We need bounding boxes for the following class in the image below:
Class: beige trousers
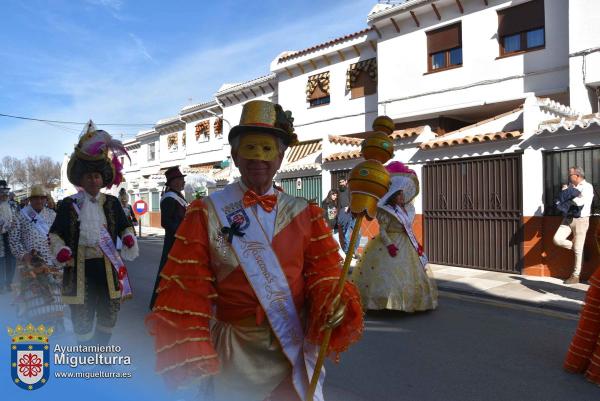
[553,217,590,276]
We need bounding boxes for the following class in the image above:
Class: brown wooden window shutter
[351,70,377,98]
[427,23,461,55]
[498,0,544,37]
[347,58,377,98]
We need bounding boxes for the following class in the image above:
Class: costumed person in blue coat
[149,166,188,310]
[351,161,437,312]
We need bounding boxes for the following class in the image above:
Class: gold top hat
[229,100,298,146]
[372,115,395,135]
[28,185,47,198]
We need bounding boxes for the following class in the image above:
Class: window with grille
[498,0,545,57]
[426,23,462,72]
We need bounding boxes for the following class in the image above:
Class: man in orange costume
[146,100,363,401]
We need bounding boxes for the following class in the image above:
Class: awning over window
[186,162,219,174]
[306,72,330,100]
[195,120,210,140]
[285,139,322,164]
[167,133,178,149]
[213,118,223,136]
[346,58,377,91]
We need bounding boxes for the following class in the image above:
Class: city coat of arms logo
[226,207,250,231]
[8,323,53,390]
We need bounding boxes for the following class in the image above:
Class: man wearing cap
[148,166,188,310]
[0,179,17,293]
[49,121,138,346]
[9,185,64,328]
[146,100,363,401]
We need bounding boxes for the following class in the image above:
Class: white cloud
[0,0,373,161]
[128,33,155,63]
[84,0,123,11]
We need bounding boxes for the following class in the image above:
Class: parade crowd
[0,100,598,400]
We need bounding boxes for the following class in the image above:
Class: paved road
[2,237,598,401]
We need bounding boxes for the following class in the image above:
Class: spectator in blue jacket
[553,166,595,284]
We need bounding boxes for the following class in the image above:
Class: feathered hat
[28,185,47,198]
[378,161,420,206]
[67,120,129,188]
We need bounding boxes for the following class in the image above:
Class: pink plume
[110,155,124,188]
[84,141,107,156]
[386,161,415,175]
[107,139,130,162]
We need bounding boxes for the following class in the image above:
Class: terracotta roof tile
[328,135,363,146]
[420,131,522,149]
[389,126,424,139]
[278,28,373,63]
[328,126,424,146]
[435,107,523,138]
[323,150,362,163]
[537,113,600,134]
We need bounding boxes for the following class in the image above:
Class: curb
[438,287,582,318]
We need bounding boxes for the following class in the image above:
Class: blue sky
[0,0,377,162]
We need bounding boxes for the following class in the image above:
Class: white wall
[183,116,228,161]
[159,130,186,166]
[569,0,600,113]
[138,136,160,176]
[276,47,378,142]
[58,154,77,198]
[377,0,569,120]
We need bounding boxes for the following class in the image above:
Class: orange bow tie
[243,190,277,212]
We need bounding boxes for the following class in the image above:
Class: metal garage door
[280,175,322,204]
[423,154,523,273]
[543,146,600,216]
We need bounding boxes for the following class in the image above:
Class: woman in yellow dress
[351,161,438,312]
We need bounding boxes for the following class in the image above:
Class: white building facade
[69,0,598,278]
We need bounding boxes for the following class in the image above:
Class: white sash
[72,199,133,300]
[209,184,324,401]
[382,204,429,269]
[160,191,188,208]
[21,206,50,237]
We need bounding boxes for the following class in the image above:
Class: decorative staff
[306,116,395,401]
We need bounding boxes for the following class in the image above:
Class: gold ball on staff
[372,115,395,135]
[361,131,394,164]
[348,160,391,220]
